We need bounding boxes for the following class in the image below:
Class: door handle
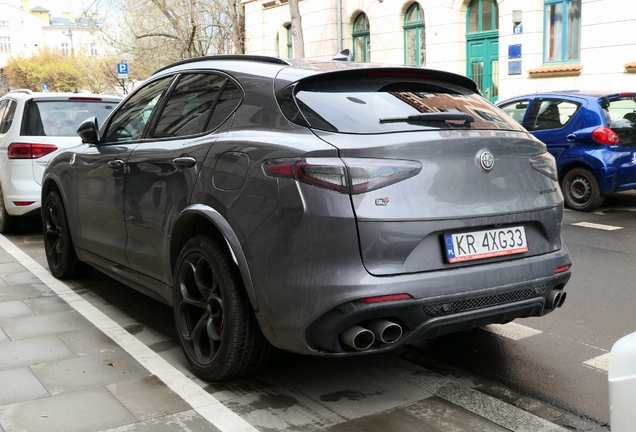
[172,157,196,168]
[108,159,125,169]
[566,134,576,142]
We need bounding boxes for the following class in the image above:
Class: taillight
[8,143,58,159]
[262,158,422,194]
[555,265,571,274]
[591,126,619,145]
[529,152,558,181]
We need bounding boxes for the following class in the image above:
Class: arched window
[352,13,370,62]
[404,3,425,66]
[544,0,581,62]
[468,0,499,34]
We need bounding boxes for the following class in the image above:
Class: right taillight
[8,143,58,159]
[591,126,619,145]
[262,157,422,194]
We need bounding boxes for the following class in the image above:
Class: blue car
[497,91,636,211]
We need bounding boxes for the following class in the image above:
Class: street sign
[117,62,129,79]
[41,83,50,92]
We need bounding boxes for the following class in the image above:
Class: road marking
[571,222,623,231]
[482,322,542,340]
[0,235,258,432]
[583,353,610,373]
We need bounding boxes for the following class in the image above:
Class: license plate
[444,226,528,263]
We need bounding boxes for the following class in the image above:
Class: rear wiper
[379,112,475,125]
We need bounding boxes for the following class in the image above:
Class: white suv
[0,90,121,232]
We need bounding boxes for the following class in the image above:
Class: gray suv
[41,55,572,381]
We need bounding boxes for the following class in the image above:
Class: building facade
[243,0,636,102]
[0,1,104,70]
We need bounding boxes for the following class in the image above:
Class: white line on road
[571,222,623,231]
[482,322,543,340]
[583,353,610,373]
[0,235,258,432]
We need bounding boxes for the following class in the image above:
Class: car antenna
[333,49,353,62]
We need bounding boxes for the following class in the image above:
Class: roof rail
[7,89,33,95]
[153,55,291,75]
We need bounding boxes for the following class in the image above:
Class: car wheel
[173,234,275,381]
[562,168,605,211]
[43,191,91,278]
[0,186,17,234]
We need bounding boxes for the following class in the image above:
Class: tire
[173,234,276,381]
[561,168,605,212]
[43,191,91,278]
[0,185,17,234]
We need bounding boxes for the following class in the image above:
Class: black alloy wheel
[0,186,16,234]
[562,167,605,212]
[173,234,275,381]
[43,191,91,278]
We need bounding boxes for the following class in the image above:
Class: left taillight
[262,157,422,194]
[8,143,58,159]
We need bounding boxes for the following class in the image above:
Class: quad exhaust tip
[339,320,403,350]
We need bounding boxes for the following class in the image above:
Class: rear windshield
[21,99,117,137]
[278,77,523,134]
[605,95,636,146]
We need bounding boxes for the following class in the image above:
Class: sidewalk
[0,230,577,432]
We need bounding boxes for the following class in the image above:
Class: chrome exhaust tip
[339,325,375,350]
[546,289,565,309]
[367,319,403,343]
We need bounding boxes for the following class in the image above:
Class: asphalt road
[405,191,636,428]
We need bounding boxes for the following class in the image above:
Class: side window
[527,98,581,131]
[103,76,174,143]
[151,73,229,138]
[206,80,242,132]
[499,99,531,125]
[2,100,17,135]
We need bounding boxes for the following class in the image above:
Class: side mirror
[76,117,100,145]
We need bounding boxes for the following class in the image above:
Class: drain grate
[424,282,549,317]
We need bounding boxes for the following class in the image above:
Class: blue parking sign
[117,62,129,78]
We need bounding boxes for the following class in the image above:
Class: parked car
[497,91,636,211]
[0,90,122,232]
[41,55,572,381]
[609,330,636,432]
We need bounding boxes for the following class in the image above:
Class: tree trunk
[288,0,305,58]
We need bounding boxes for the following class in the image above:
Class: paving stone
[293,358,432,420]
[0,335,76,371]
[57,327,120,356]
[0,367,49,405]
[100,410,219,432]
[0,263,28,274]
[24,296,72,315]
[0,300,34,320]
[0,328,7,343]
[106,375,191,421]
[223,385,344,431]
[0,310,93,340]
[0,270,40,286]
[0,386,136,432]
[0,283,51,302]
[31,350,150,395]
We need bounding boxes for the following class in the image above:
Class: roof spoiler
[333,49,353,62]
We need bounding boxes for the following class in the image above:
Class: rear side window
[151,73,235,138]
[21,99,117,137]
[499,99,531,125]
[278,75,522,133]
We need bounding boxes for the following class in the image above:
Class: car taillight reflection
[262,157,422,194]
[591,127,619,145]
[8,143,58,159]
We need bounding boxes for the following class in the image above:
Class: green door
[466,0,499,102]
